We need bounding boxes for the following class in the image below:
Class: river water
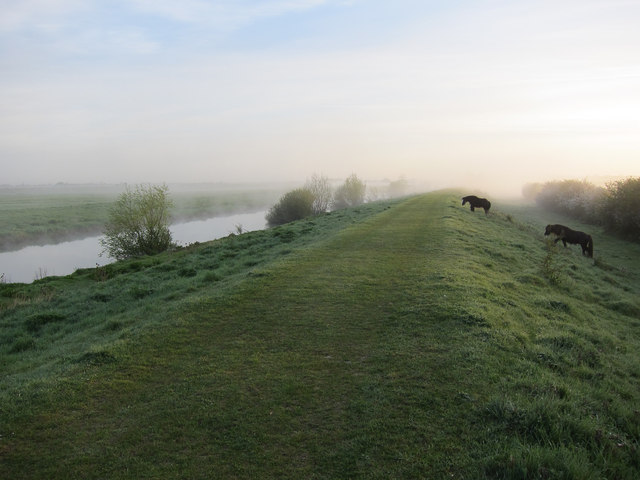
[0,211,268,284]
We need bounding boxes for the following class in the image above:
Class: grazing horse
[462,195,491,215]
[544,224,593,258]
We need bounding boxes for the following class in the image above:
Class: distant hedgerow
[528,176,640,241]
[601,177,640,240]
[532,179,605,224]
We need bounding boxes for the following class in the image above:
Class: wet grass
[1,192,639,478]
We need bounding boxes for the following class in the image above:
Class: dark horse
[462,195,491,215]
[544,224,593,258]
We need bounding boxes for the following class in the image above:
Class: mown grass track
[173,193,492,478]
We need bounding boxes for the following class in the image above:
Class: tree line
[523,177,640,241]
[266,173,373,226]
[99,175,408,260]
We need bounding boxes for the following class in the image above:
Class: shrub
[100,184,174,260]
[332,174,366,210]
[602,177,640,240]
[266,188,315,226]
[534,180,605,224]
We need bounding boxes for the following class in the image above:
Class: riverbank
[0,183,287,252]
[0,211,268,284]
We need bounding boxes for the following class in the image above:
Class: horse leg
[581,242,588,256]
[562,239,567,247]
[470,206,475,212]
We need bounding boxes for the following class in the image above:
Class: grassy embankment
[1,191,639,478]
[0,184,283,252]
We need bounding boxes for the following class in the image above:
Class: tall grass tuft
[541,241,562,285]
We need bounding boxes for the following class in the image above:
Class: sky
[1,0,640,196]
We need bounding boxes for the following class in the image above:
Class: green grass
[1,191,639,478]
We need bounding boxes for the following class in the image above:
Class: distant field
[0,183,286,251]
[1,191,639,478]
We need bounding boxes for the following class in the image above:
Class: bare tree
[305,173,332,215]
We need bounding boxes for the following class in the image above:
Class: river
[0,211,268,284]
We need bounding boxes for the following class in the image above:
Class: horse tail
[587,235,593,257]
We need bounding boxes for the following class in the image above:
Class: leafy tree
[305,173,332,215]
[100,184,174,260]
[332,174,366,210]
[266,188,315,226]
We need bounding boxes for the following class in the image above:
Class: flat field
[1,191,639,478]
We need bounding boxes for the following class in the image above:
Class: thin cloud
[129,0,346,30]
[1,0,354,58]
[0,0,88,32]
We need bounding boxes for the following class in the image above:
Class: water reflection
[0,211,267,284]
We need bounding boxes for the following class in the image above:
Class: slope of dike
[1,191,639,479]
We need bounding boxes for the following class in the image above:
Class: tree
[100,184,174,260]
[266,188,315,226]
[332,174,366,210]
[305,173,332,215]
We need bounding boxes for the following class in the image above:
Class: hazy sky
[2,0,639,195]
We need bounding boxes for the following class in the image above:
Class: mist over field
[1,1,640,197]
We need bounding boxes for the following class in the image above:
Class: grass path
[176,193,490,477]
